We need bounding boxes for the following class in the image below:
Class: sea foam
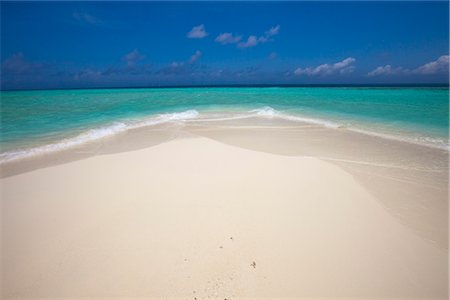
[249,106,342,128]
[1,106,447,163]
[0,110,200,163]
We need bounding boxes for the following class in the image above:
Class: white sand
[1,137,448,299]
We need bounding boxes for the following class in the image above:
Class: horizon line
[1,83,449,92]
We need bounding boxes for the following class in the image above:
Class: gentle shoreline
[2,87,449,159]
[1,121,448,299]
[1,110,449,173]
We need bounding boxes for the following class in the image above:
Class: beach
[1,0,449,297]
[1,116,448,299]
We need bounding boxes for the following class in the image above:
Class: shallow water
[1,87,448,161]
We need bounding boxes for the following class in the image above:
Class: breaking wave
[1,106,447,163]
[0,110,199,163]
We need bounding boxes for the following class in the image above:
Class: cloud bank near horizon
[368,55,449,77]
[294,58,356,76]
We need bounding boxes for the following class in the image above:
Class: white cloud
[368,55,449,76]
[237,36,259,48]
[294,57,356,76]
[215,27,280,48]
[215,33,242,45]
[189,50,202,64]
[164,50,202,72]
[265,25,280,37]
[413,55,449,74]
[123,49,146,66]
[187,24,208,39]
[367,65,409,76]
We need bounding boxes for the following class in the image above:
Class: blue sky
[1,1,448,89]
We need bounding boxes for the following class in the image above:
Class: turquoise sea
[1,87,448,162]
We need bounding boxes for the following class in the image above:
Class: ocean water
[0,87,448,162]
